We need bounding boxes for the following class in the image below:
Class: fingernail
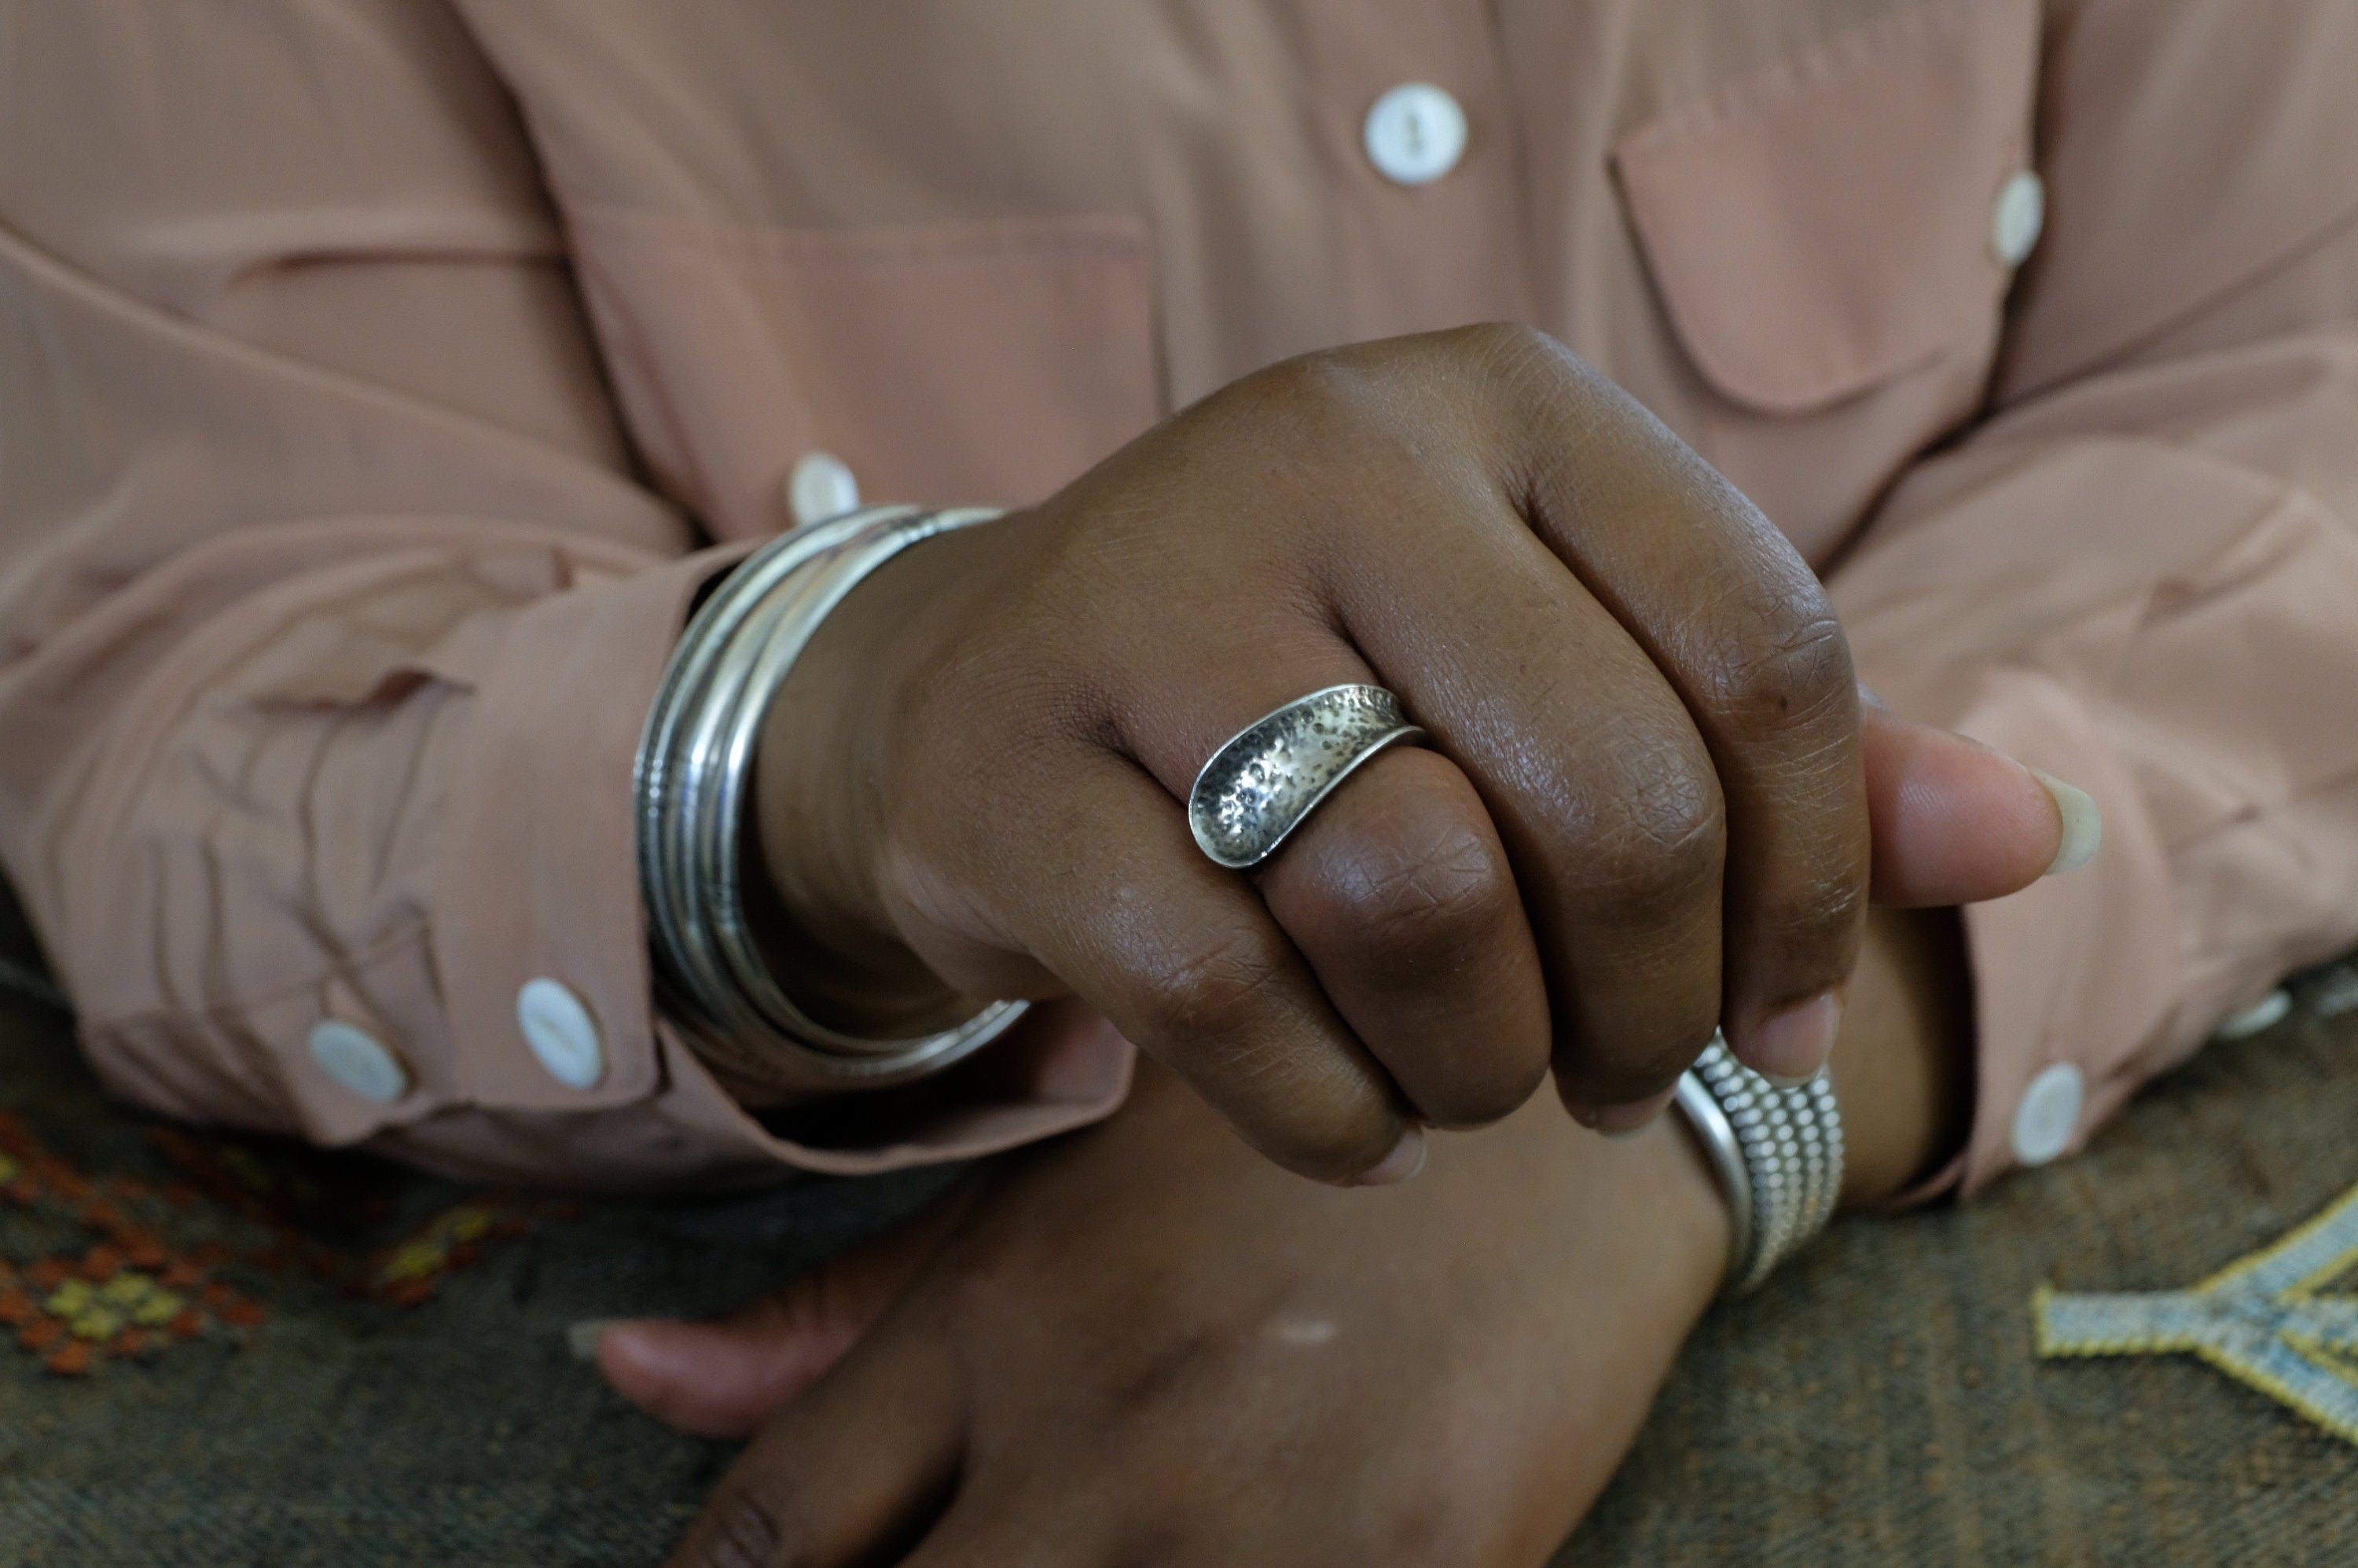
[566,1319,620,1363]
[2029,768,2103,876]
[1353,1125,1427,1186]
[1730,990,1842,1085]
[1590,1085,1677,1139]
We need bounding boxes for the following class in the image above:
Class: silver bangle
[1672,1035,1845,1295]
[637,504,1029,1089]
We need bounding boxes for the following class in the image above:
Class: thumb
[1861,697,2101,909]
[574,1186,971,1439]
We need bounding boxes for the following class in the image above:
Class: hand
[639,1052,1729,1566]
[592,913,1974,1562]
[758,326,2082,1182]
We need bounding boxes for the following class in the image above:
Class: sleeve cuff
[427,542,743,1117]
[418,542,1133,1188]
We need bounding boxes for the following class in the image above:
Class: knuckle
[1127,920,1292,1050]
[1448,320,1570,377]
[1695,597,1857,736]
[1320,814,1515,983]
[1578,745,1727,924]
[1203,350,1443,498]
[688,1482,800,1568]
[1229,348,1386,435]
[1464,327,1573,418]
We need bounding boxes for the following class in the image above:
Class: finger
[589,1189,971,1439]
[1306,489,1732,1110]
[1464,325,1868,1085]
[667,1325,966,1568]
[1255,746,1552,1129]
[1860,702,2100,905]
[951,741,1413,1184]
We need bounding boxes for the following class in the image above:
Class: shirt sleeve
[1835,331,2358,1194]
[1828,0,2358,1193]
[0,0,1126,1190]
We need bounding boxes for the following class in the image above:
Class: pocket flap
[1614,0,2040,414]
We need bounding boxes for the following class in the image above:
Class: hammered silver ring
[1188,685,1429,869]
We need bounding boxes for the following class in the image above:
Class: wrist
[1827,907,1974,1207]
[1640,1101,1743,1303]
[749,518,1004,1036]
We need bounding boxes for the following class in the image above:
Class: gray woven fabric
[2,879,2352,1564]
[1568,978,2358,1566]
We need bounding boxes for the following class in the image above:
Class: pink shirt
[4,0,2356,1194]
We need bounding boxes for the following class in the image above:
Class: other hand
[597,910,1978,1561]
[644,1051,1729,1566]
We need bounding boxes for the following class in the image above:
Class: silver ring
[1188,684,1428,869]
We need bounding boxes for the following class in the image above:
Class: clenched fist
[752,326,2085,1184]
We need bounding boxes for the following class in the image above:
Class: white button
[1992,169,2045,266]
[307,1019,410,1104]
[2213,988,2292,1041]
[518,978,604,1090]
[786,450,861,527]
[1363,83,1467,187]
[2011,1063,2084,1167]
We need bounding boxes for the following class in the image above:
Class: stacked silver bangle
[1672,1036,1846,1295]
[636,504,1029,1090]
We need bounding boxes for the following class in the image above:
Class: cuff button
[785,451,861,528]
[2011,1062,2084,1167]
[2213,989,2292,1041]
[519,978,605,1090]
[1992,169,2046,267]
[307,1019,410,1105]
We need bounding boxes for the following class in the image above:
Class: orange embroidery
[0,1111,570,1378]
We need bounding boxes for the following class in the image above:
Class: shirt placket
[1294,0,1537,344]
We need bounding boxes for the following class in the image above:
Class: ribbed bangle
[636,505,1029,1090]
[1673,1035,1845,1295]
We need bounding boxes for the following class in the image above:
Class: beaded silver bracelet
[1672,1035,1845,1295]
[636,504,1029,1090]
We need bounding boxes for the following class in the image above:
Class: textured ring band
[1188,684,1429,869]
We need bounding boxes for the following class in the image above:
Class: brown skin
[624,907,1967,1566]
[639,327,2059,1561]
[756,325,2057,1182]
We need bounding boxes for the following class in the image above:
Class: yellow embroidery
[41,1270,189,1342]
[2033,1181,2358,1445]
[374,1203,497,1287]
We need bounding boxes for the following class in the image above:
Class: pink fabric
[5,0,2358,1193]
[567,207,1162,539]
[1613,0,2035,413]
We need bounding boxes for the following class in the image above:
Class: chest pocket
[1613,0,2041,417]
[567,206,1162,541]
